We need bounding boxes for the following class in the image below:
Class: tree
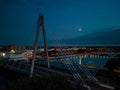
[77,49,84,54]
[105,55,120,70]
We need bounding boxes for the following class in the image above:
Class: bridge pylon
[29,14,50,77]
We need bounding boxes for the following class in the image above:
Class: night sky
[0,0,120,46]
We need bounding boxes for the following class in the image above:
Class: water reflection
[39,53,117,75]
[78,53,114,68]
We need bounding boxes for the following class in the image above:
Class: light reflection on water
[39,53,117,75]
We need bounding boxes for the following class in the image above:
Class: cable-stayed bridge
[0,14,115,90]
[0,49,115,90]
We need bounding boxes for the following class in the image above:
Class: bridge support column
[79,56,82,65]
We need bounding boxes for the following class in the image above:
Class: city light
[2,53,5,57]
[10,49,15,53]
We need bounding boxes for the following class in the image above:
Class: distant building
[0,45,26,52]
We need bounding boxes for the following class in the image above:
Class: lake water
[39,53,117,75]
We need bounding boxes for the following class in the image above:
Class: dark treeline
[96,54,120,89]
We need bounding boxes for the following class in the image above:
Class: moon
[78,28,82,32]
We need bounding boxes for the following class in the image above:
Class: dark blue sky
[0,0,120,45]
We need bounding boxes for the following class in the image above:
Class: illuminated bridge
[0,14,115,90]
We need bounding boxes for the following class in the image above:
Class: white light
[78,28,82,32]
[2,53,5,57]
